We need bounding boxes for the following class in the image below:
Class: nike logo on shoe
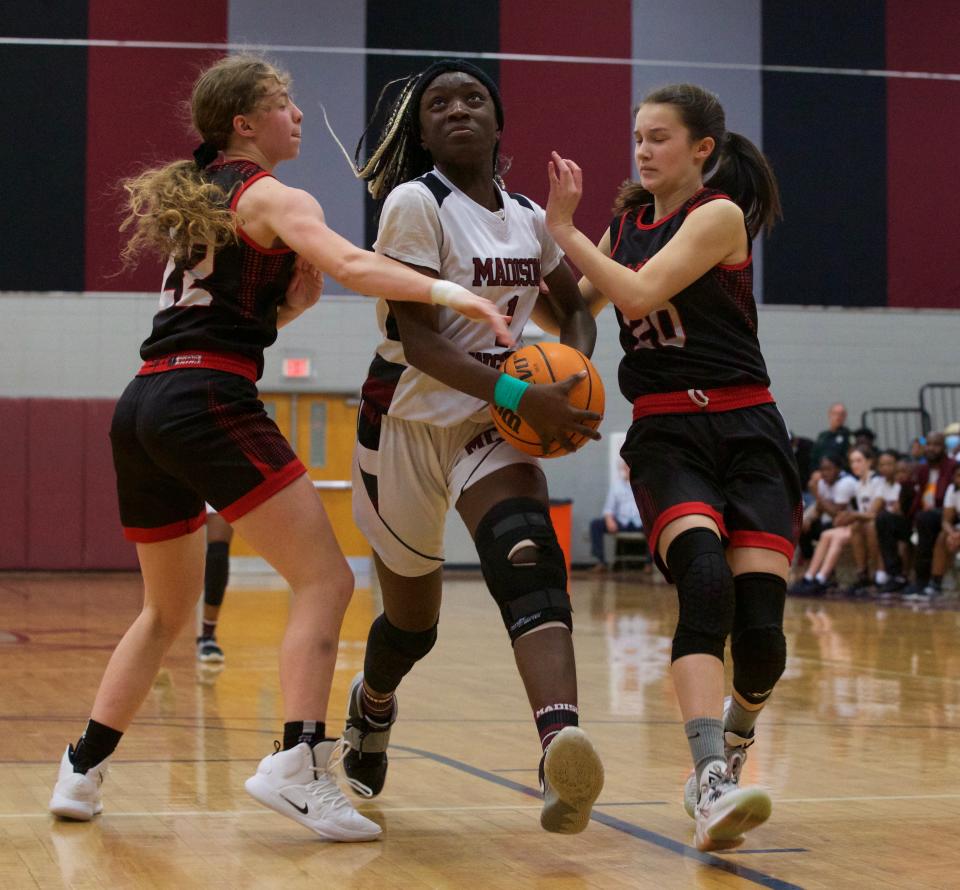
[280,794,309,814]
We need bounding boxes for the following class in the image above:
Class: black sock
[534,703,579,752]
[201,620,217,640]
[72,719,123,773]
[282,720,326,750]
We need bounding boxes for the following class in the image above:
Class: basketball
[490,343,605,458]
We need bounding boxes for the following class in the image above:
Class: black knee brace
[474,498,572,643]
[731,572,787,704]
[203,541,230,607]
[666,528,735,663]
[363,613,438,693]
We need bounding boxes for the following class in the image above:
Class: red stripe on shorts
[123,508,207,543]
[728,530,795,561]
[649,501,727,561]
[217,458,307,523]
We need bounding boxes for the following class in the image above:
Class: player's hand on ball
[520,372,603,454]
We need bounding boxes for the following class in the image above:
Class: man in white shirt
[590,460,644,571]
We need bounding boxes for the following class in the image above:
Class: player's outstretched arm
[537,261,597,358]
[545,152,741,320]
[244,178,512,342]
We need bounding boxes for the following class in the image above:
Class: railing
[919,383,960,436]
[860,407,931,455]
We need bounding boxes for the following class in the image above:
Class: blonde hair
[120,54,291,265]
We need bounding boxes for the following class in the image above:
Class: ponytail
[708,131,781,237]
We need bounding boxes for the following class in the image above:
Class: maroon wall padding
[83,401,138,569]
[27,401,86,568]
[0,399,137,570]
[0,400,29,568]
[84,1,228,292]
[886,2,960,308]
[498,0,633,254]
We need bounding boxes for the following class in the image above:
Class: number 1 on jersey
[496,294,520,348]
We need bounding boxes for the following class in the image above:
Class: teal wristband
[494,373,530,412]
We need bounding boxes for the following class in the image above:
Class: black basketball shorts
[621,402,802,574]
[110,369,305,542]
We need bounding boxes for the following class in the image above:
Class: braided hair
[351,59,506,203]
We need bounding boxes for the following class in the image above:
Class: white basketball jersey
[369,167,564,426]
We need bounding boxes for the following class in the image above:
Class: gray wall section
[228,1,368,253]
[4,291,959,563]
[631,0,766,298]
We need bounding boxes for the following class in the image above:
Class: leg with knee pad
[204,541,230,608]
[363,613,438,693]
[731,572,787,704]
[474,498,572,643]
[667,528,735,663]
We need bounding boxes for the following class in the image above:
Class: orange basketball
[489,342,605,458]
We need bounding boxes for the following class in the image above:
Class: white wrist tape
[430,279,460,307]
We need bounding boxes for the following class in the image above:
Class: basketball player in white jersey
[340,59,605,834]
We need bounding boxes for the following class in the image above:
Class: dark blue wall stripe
[363,0,500,247]
[0,6,87,290]
[761,1,887,306]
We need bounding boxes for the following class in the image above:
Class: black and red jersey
[139,160,296,379]
[608,187,769,401]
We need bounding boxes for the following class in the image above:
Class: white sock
[804,573,814,582]
[875,570,888,585]
[815,572,829,584]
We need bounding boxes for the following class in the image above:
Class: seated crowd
[791,403,960,600]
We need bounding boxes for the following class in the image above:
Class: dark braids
[351,59,506,203]
[613,83,782,238]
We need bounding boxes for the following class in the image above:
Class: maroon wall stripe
[498,1,633,249]
[27,401,86,569]
[85,1,228,292]
[0,401,29,568]
[886,1,960,309]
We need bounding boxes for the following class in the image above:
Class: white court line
[777,792,960,804]
[6,792,959,819]
[788,653,960,686]
[2,803,545,819]
[1,37,960,82]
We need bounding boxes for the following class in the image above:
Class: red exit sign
[282,357,312,379]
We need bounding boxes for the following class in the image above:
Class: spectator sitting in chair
[590,459,643,572]
[796,454,858,567]
[790,446,876,597]
[932,463,960,593]
[876,457,916,593]
[902,433,959,599]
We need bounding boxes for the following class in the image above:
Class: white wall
[3,291,958,562]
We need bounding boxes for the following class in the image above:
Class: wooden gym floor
[1,567,958,889]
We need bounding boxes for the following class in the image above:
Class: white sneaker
[539,726,604,834]
[683,697,756,819]
[693,760,771,852]
[244,740,382,841]
[49,745,109,821]
[196,636,225,663]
